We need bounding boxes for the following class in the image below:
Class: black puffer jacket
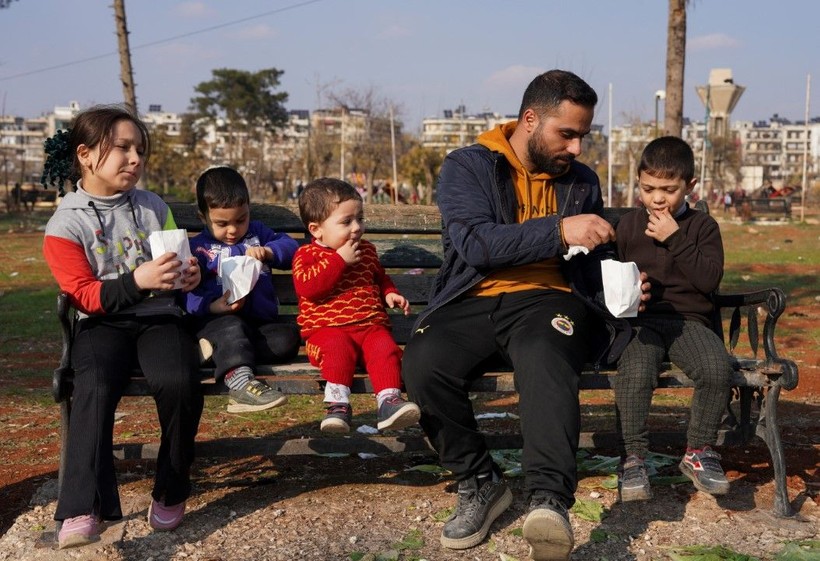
[416,143,631,367]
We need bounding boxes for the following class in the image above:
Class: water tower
[696,68,745,138]
[695,69,745,195]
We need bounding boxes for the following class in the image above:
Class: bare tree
[664,0,687,137]
[113,0,137,114]
[326,87,403,203]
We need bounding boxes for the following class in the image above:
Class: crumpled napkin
[147,229,192,289]
[219,255,262,304]
[563,245,590,261]
[601,259,642,318]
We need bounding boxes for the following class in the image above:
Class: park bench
[52,202,799,517]
[737,197,792,221]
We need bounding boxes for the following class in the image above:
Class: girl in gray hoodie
[42,105,203,548]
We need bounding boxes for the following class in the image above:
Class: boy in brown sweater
[614,136,733,502]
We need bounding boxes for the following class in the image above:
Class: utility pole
[389,104,398,205]
[113,0,138,115]
[801,74,811,223]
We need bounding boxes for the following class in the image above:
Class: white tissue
[563,245,590,261]
[219,255,262,304]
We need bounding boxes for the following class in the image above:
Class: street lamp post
[654,90,666,137]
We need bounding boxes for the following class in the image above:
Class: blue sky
[1,0,817,133]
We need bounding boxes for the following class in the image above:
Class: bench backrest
[168,202,636,345]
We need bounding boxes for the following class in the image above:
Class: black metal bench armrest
[53,291,74,403]
[713,287,798,390]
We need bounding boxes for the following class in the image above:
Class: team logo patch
[551,314,574,336]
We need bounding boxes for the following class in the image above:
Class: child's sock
[224,366,254,392]
[376,388,401,408]
[324,382,351,404]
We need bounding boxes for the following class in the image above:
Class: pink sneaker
[58,514,100,549]
[148,499,186,531]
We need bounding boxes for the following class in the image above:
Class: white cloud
[688,33,741,52]
[484,65,544,90]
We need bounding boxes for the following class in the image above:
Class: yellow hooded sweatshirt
[470,122,570,296]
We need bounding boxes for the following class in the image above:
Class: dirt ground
[0,210,818,560]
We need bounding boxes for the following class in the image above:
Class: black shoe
[679,446,730,495]
[440,470,513,550]
[618,455,653,502]
[523,491,574,561]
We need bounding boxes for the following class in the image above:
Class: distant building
[733,118,819,188]
[420,107,516,152]
[142,105,182,137]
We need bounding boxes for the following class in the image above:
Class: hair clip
[40,129,72,195]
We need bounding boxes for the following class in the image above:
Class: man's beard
[527,133,574,176]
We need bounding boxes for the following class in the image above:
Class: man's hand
[133,252,184,291]
[637,272,651,313]
[385,292,410,316]
[245,246,272,261]
[561,214,616,251]
[179,257,201,293]
[645,208,679,243]
[336,239,361,265]
[208,290,245,314]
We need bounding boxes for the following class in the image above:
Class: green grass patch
[0,209,53,233]
[0,287,59,342]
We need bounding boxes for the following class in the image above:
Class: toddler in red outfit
[293,178,420,433]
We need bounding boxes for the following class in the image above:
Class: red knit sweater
[292,240,398,338]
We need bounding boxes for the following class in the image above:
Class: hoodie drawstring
[87,201,106,237]
[87,196,142,240]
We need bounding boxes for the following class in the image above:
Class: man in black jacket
[402,69,648,561]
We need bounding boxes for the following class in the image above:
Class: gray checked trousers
[613,316,733,458]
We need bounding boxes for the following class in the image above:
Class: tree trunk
[664,0,687,137]
[113,0,138,115]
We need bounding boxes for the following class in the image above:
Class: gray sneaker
[440,470,513,550]
[618,455,653,502]
[227,379,287,413]
[376,395,420,431]
[523,491,574,561]
[320,402,353,433]
[679,446,730,495]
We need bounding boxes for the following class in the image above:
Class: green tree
[190,68,289,195]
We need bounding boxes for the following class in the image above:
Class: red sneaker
[148,499,186,531]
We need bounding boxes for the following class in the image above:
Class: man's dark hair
[298,177,362,228]
[517,69,598,119]
[195,166,250,215]
[638,136,696,183]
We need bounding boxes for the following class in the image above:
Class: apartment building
[420,107,516,152]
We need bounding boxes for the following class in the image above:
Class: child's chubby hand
[208,290,245,314]
[245,246,272,262]
[385,292,411,316]
[336,238,361,265]
[134,251,187,291]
